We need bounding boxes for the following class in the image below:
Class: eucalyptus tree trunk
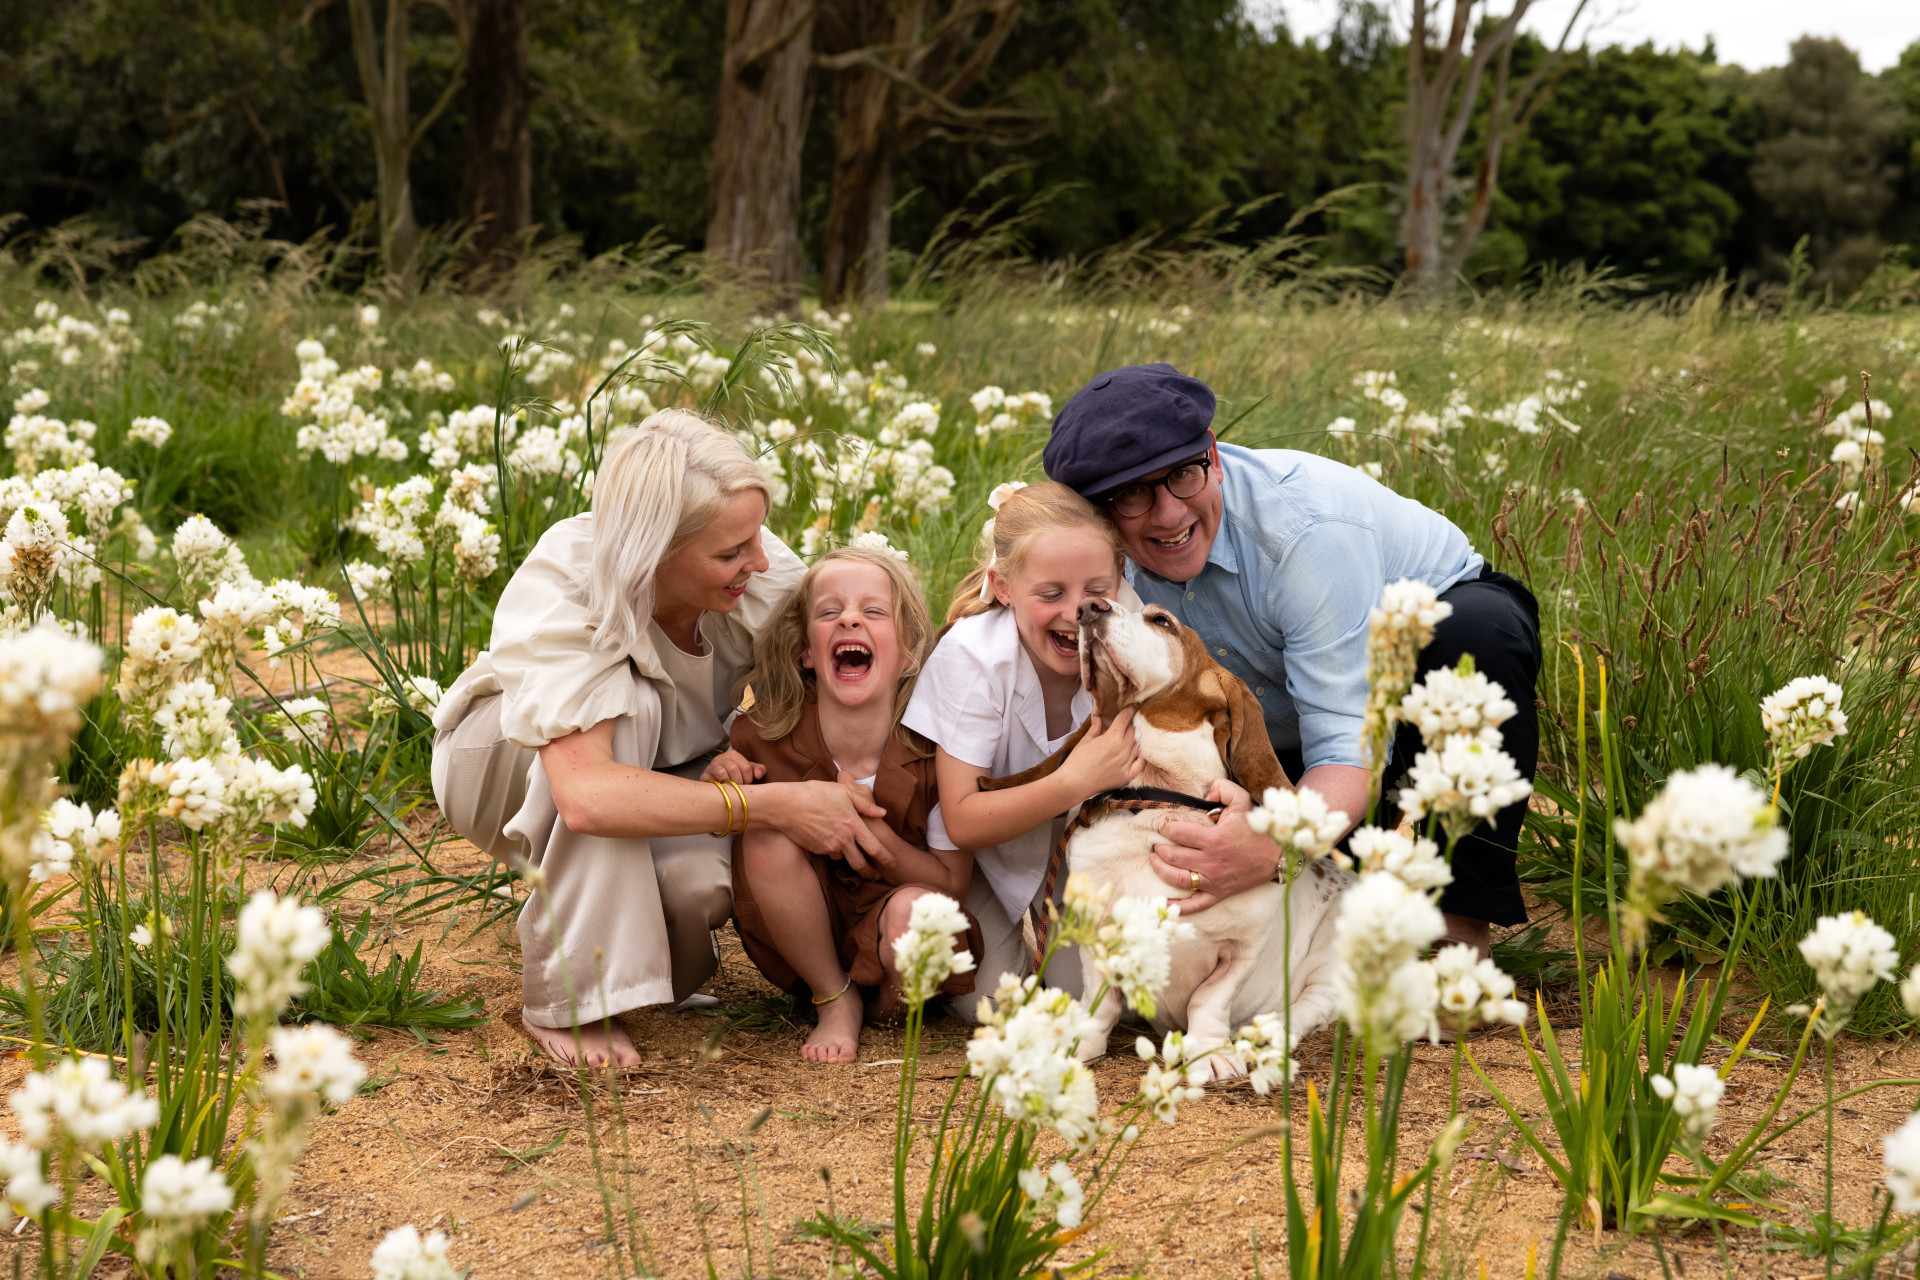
[707,0,818,308]
[818,0,920,307]
[460,0,532,280]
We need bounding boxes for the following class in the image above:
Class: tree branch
[738,1,817,77]
[818,46,1044,128]
[410,62,467,149]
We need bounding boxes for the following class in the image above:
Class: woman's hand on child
[773,780,891,876]
[1059,707,1142,799]
[701,750,765,785]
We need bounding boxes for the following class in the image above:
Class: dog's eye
[1148,614,1175,629]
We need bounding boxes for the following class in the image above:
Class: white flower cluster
[136,1154,234,1264]
[1135,1031,1209,1124]
[1331,371,1476,455]
[1016,1161,1084,1230]
[263,1024,366,1109]
[1649,1062,1724,1141]
[3,300,138,372]
[1333,870,1444,1054]
[0,1054,157,1226]
[173,298,247,340]
[1361,579,1452,771]
[1247,783,1350,881]
[281,339,408,464]
[1617,764,1788,921]
[891,892,976,1006]
[1058,875,1194,1020]
[1822,399,1889,483]
[1759,675,1847,764]
[128,415,172,448]
[5,391,97,474]
[1397,664,1517,743]
[368,674,443,717]
[1799,911,1897,1032]
[1885,1111,1920,1213]
[1396,730,1533,841]
[1431,943,1526,1032]
[1343,827,1453,895]
[371,1224,461,1280]
[350,468,502,590]
[847,530,909,562]
[226,890,333,1023]
[1228,1013,1298,1095]
[32,798,121,882]
[968,386,1053,439]
[967,974,1104,1152]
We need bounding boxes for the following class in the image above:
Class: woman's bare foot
[802,986,863,1064]
[521,1014,641,1067]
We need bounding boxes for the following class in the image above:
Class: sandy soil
[6,819,1913,1280]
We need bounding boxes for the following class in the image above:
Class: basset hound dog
[983,597,1349,1080]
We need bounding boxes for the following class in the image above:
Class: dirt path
[1,821,1914,1279]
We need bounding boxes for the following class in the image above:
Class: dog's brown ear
[1223,677,1288,797]
[976,722,1089,793]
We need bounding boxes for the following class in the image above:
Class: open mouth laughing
[1047,627,1080,660]
[830,638,874,682]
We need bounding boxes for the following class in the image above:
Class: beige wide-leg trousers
[432,682,731,1029]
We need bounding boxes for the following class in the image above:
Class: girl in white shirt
[902,482,1141,1011]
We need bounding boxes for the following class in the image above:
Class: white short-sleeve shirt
[902,607,1091,920]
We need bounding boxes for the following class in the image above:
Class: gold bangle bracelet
[723,780,749,833]
[707,779,735,838]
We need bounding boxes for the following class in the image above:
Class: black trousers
[1278,565,1541,927]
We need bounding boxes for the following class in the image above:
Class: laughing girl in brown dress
[709,547,980,1063]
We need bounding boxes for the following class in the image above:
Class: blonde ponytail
[587,409,771,654]
[943,481,1124,626]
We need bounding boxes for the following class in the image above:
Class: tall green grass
[6,220,1918,1029]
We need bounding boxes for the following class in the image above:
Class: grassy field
[3,227,1920,1275]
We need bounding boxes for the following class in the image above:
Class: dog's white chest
[1132,719,1222,794]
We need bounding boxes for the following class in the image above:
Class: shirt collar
[1205,513,1240,576]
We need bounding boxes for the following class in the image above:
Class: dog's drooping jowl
[983,598,1350,1080]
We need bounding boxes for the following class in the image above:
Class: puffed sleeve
[902,612,1010,771]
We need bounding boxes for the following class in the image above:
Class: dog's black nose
[1077,598,1113,625]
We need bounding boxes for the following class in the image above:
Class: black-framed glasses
[1105,456,1211,518]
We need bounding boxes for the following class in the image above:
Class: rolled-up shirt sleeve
[1268,521,1381,772]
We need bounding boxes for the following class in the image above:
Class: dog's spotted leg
[1183,946,1255,1083]
[1075,983,1126,1064]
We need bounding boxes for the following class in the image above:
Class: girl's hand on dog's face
[701,749,765,785]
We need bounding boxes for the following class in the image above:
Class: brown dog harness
[1029,786,1223,972]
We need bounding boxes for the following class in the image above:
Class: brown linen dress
[729,701,982,1016]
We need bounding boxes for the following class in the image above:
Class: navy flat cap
[1042,363,1217,498]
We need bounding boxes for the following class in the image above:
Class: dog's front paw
[1194,1046,1246,1083]
[1075,1033,1110,1064]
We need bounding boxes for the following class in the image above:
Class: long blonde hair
[946,481,1124,626]
[738,547,935,755]
[587,409,771,654]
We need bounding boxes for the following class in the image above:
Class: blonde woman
[433,410,890,1066]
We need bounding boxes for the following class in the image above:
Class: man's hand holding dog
[1150,779,1277,913]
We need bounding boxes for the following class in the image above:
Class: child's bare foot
[802,986,863,1064]
[521,1014,641,1067]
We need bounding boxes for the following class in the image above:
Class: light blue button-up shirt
[1127,443,1482,773]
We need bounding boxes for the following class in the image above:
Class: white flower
[1076,889,1193,1020]
[11,1054,159,1149]
[892,892,976,1006]
[915,342,937,357]
[154,679,235,759]
[368,674,442,717]
[224,756,319,829]
[171,514,241,590]
[1799,911,1898,1028]
[1649,1062,1724,1140]
[1884,1112,1920,1213]
[1229,1013,1298,1096]
[967,976,1105,1151]
[137,1155,233,1259]
[1362,579,1452,770]
[0,624,104,773]
[1431,944,1527,1031]
[130,923,153,949]
[264,696,331,745]
[345,560,393,598]
[26,831,70,883]
[1617,764,1787,915]
[1903,966,1920,1020]
[1342,826,1452,895]
[1759,676,1847,764]
[371,1225,460,1280]
[357,305,381,329]
[1326,416,1357,436]
[227,890,332,1022]
[1333,871,1445,1054]
[1396,732,1531,840]
[264,1024,366,1109]
[36,798,120,881]
[969,385,1007,417]
[846,530,908,563]
[0,1137,56,1222]
[1398,664,1517,747]
[1136,1030,1208,1124]
[1049,1161,1084,1229]
[140,756,229,831]
[1246,784,1349,873]
[128,416,172,448]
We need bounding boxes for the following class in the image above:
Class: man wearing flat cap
[1043,362,1541,957]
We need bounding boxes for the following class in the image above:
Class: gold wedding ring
[1189,869,1201,892]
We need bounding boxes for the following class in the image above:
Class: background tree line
[1,0,1915,299]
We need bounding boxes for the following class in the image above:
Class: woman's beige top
[647,618,733,768]
[434,512,804,751]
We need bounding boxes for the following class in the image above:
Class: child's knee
[741,827,806,875]
[879,888,931,967]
